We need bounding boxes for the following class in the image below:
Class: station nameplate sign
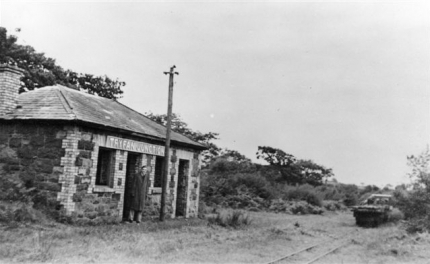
[104,136,165,156]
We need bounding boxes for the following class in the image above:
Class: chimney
[0,64,25,116]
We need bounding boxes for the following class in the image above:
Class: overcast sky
[1,1,429,187]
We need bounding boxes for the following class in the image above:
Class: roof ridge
[55,87,77,119]
[55,84,115,102]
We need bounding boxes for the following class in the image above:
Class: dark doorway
[176,159,189,217]
[122,152,141,220]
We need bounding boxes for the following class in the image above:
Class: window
[154,156,164,188]
[96,148,115,186]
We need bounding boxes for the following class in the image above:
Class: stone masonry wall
[64,126,123,225]
[166,148,201,218]
[188,152,201,217]
[0,122,66,216]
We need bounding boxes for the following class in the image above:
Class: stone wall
[167,148,201,218]
[63,126,123,224]
[188,152,201,217]
[0,121,65,216]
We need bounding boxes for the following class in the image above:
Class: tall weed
[31,231,54,262]
[207,210,252,228]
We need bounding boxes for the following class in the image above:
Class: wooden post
[160,65,179,221]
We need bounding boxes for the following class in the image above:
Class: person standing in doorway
[128,165,150,223]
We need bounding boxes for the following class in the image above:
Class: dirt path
[1,211,429,263]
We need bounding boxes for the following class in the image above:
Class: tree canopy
[0,27,125,99]
[256,146,296,166]
[296,159,334,186]
[217,149,252,163]
[257,146,333,186]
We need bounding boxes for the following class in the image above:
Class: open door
[122,152,140,220]
[176,159,189,217]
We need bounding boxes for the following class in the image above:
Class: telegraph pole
[160,65,179,221]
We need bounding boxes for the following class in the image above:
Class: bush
[388,208,404,222]
[393,148,430,233]
[282,184,323,207]
[201,170,330,212]
[0,201,47,224]
[198,200,218,218]
[396,189,430,233]
[202,160,377,212]
[201,171,279,207]
[208,158,256,174]
[232,173,275,199]
[315,185,344,201]
[343,193,359,206]
[305,192,323,207]
[322,200,347,211]
[397,190,430,219]
[0,172,36,203]
[269,199,323,214]
[289,201,323,215]
[269,199,292,213]
[404,217,430,233]
[0,170,55,223]
[207,210,252,228]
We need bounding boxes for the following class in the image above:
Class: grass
[1,211,429,263]
[207,210,252,228]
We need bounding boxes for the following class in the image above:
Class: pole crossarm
[164,65,179,75]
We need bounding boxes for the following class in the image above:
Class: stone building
[0,65,206,224]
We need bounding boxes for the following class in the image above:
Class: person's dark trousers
[128,210,142,223]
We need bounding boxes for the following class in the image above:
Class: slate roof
[2,85,206,150]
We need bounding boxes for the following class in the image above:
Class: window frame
[95,147,115,187]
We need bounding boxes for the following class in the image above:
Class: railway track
[262,234,355,264]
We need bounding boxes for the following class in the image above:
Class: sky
[1,1,429,187]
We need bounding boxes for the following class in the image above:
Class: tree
[145,112,221,166]
[295,159,333,186]
[382,184,393,192]
[359,184,380,195]
[208,149,256,174]
[218,149,251,163]
[256,146,296,166]
[256,146,333,186]
[0,27,125,99]
[394,183,408,191]
[256,146,302,184]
